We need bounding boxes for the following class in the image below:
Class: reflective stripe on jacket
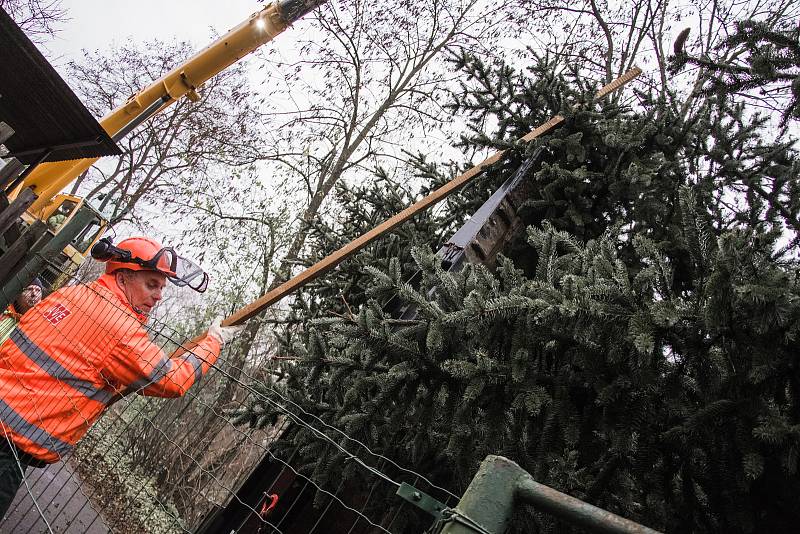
[0,274,221,463]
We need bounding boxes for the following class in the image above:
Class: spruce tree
[231,29,800,533]
[671,20,800,126]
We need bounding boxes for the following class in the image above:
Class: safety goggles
[145,247,209,293]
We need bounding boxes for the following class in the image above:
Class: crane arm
[22,0,325,212]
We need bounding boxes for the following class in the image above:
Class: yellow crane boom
[22,0,324,212]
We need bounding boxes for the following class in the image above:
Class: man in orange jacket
[0,237,243,517]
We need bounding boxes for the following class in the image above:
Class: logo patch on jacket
[43,303,71,326]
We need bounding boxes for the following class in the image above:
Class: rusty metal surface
[516,477,662,534]
[396,482,447,520]
[439,456,662,534]
[437,456,521,534]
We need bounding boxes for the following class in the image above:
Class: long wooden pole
[220,67,642,327]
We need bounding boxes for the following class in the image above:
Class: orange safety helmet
[93,236,209,292]
[104,237,176,277]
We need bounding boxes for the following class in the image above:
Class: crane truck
[5,0,325,288]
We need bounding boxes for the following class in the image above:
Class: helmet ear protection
[91,237,132,263]
[91,237,209,293]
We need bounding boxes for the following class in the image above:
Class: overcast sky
[26,1,310,262]
[43,0,275,71]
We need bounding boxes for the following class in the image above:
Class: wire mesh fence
[0,256,452,534]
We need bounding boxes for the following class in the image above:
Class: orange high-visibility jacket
[0,274,220,463]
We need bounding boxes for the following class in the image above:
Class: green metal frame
[0,206,95,309]
[397,482,447,520]
[431,455,662,534]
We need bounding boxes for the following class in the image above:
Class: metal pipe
[111,95,170,142]
[516,477,661,534]
[437,456,662,534]
[436,456,523,534]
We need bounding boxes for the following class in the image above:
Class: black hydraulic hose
[111,95,171,143]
